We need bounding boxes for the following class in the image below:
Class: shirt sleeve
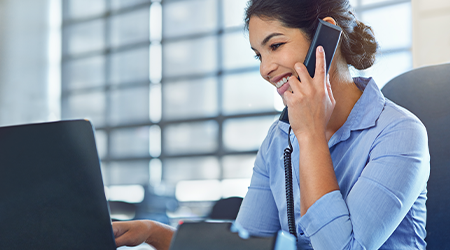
[298,117,430,249]
[236,123,281,237]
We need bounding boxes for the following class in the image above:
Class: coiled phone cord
[284,126,297,238]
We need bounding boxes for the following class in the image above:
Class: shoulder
[370,99,429,161]
[259,120,288,150]
[254,120,288,172]
[378,99,427,135]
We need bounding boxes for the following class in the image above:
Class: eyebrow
[251,32,284,51]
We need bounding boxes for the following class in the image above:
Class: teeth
[275,76,290,88]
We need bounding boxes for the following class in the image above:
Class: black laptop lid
[0,120,116,250]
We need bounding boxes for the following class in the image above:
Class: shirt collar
[331,77,386,145]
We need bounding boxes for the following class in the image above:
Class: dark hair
[245,0,378,70]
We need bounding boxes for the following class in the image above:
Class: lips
[277,81,290,96]
[275,75,290,88]
[272,73,292,96]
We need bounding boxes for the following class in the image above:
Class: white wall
[0,0,52,126]
[412,0,450,68]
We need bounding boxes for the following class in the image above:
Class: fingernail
[318,46,324,52]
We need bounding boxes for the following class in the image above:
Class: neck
[325,61,362,141]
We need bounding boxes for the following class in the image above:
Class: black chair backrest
[381,63,450,249]
[209,197,243,220]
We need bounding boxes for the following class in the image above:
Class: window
[351,0,413,88]
[61,0,412,221]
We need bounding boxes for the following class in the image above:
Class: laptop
[0,120,116,249]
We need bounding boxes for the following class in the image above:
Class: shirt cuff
[298,190,349,237]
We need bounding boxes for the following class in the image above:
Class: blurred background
[0,0,448,233]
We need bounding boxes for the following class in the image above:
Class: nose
[260,55,276,81]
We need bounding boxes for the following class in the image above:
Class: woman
[113,0,430,249]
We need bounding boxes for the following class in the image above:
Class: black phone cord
[284,126,297,238]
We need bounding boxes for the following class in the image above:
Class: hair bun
[341,20,378,70]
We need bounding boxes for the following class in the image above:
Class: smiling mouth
[275,75,291,88]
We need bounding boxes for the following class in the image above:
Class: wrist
[145,220,175,250]
[295,130,327,147]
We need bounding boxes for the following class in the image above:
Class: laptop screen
[0,120,116,249]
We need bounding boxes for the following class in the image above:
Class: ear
[322,17,337,26]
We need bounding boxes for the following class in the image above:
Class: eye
[270,43,284,50]
[254,53,261,61]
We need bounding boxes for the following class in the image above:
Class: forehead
[249,16,286,36]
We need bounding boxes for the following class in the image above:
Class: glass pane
[111,0,150,10]
[149,158,162,186]
[222,179,251,198]
[63,91,106,127]
[110,47,149,84]
[162,157,220,185]
[222,31,259,70]
[66,19,105,55]
[104,161,150,185]
[360,2,411,50]
[361,51,412,89]
[63,56,105,90]
[223,116,276,151]
[95,129,108,159]
[149,83,162,122]
[163,0,218,38]
[149,125,161,157]
[149,43,162,82]
[222,0,247,28]
[176,180,221,201]
[67,0,105,19]
[163,77,218,120]
[361,0,394,5]
[150,2,162,41]
[163,121,218,155]
[222,154,256,179]
[107,185,145,203]
[163,36,217,77]
[110,126,150,157]
[222,71,276,115]
[109,86,149,125]
[110,8,149,48]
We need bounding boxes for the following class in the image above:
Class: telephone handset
[281,19,342,238]
[279,19,342,124]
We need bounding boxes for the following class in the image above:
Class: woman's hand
[283,46,335,139]
[283,46,339,215]
[113,220,175,250]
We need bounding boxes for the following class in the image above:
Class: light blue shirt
[236,77,430,249]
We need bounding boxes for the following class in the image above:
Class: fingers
[112,221,126,238]
[285,46,331,104]
[315,46,326,83]
[112,221,144,247]
[112,222,130,247]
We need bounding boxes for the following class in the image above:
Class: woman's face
[249,16,311,104]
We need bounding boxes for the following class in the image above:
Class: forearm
[145,221,176,250]
[298,132,339,216]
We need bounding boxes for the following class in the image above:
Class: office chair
[381,63,450,250]
[209,197,243,220]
